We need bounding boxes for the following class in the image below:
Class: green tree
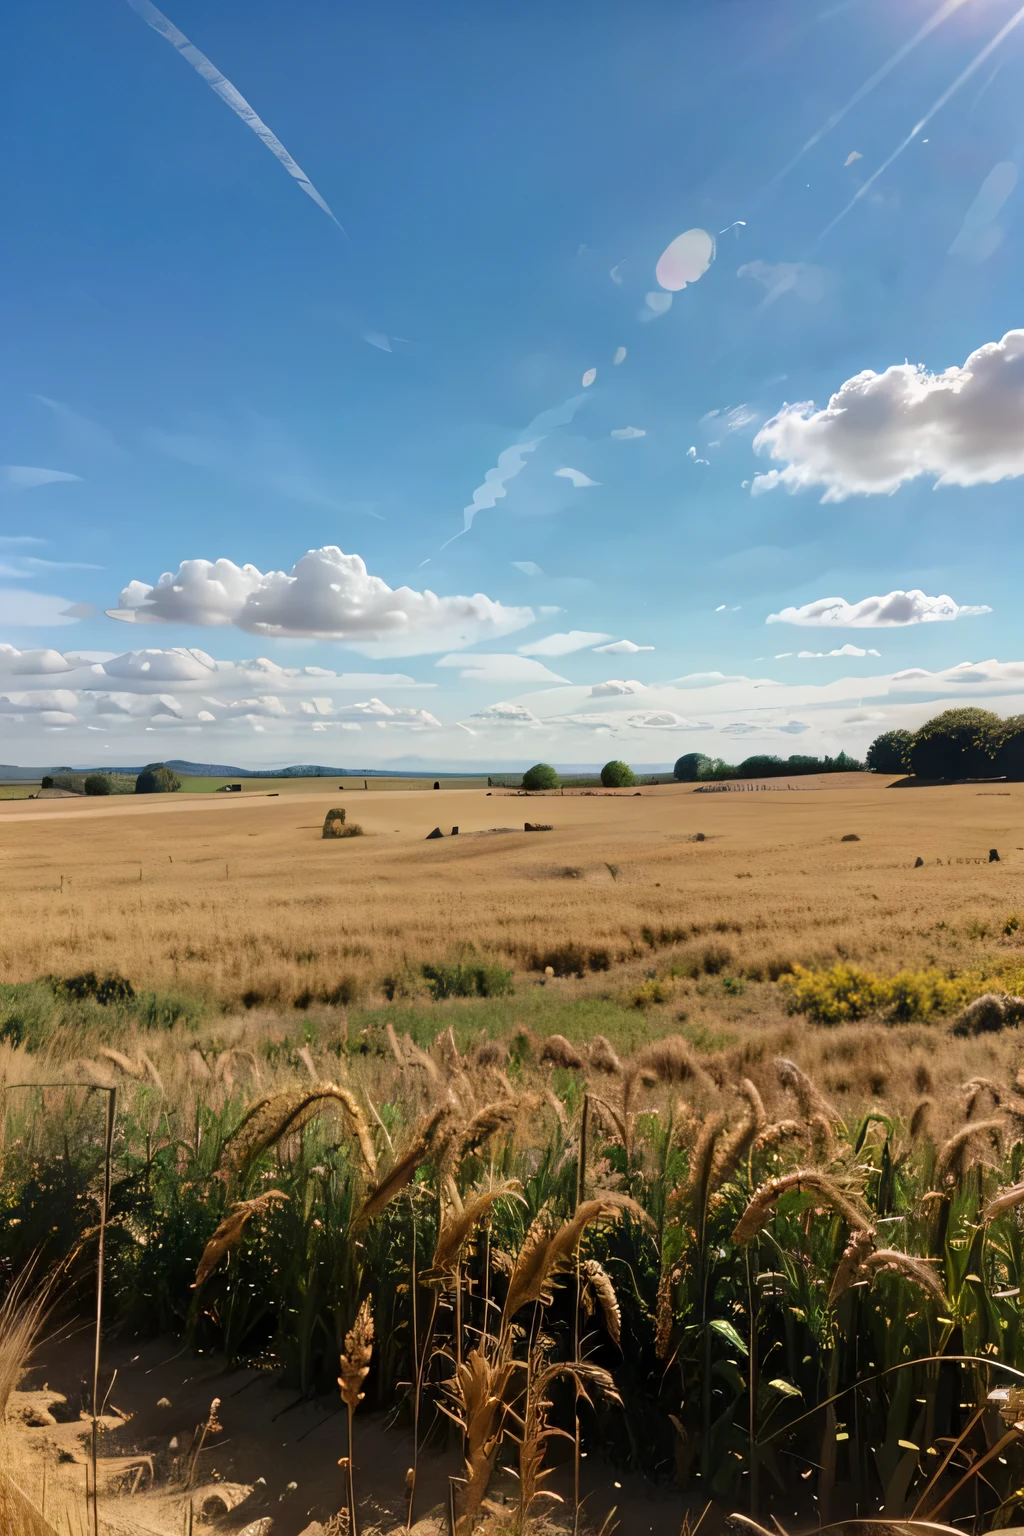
[673,753,711,782]
[738,754,786,778]
[84,773,112,796]
[40,776,53,789]
[908,708,1002,780]
[136,764,183,794]
[995,715,1024,781]
[521,762,560,791]
[601,759,636,788]
[866,729,913,774]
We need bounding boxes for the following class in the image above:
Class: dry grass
[1,776,1023,1015]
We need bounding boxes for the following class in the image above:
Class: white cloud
[2,466,82,491]
[778,720,811,734]
[738,260,826,305]
[436,653,567,684]
[0,590,89,627]
[592,639,653,655]
[101,647,218,682]
[460,393,589,533]
[610,426,646,440]
[512,561,543,577]
[796,645,881,658]
[0,645,74,675]
[467,702,539,726]
[752,329,1024,502]
[108,545,533,655]
[553,467,600,488]
[590,679,645,697]
[518,630,611,657]
[767,590,991,628]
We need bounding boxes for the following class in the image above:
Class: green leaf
[710,1317,749,1356]
[768,1378,802,1398]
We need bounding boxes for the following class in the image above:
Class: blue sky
[3,0,1024,768]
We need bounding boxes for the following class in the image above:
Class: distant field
[177,773,491,794]
[3,772,1024,1028]
[0,782,40,799]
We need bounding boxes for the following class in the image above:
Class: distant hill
[0,761,485,781]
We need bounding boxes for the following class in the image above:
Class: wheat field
[1,773,1022,1012]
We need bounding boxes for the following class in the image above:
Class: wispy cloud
[554,467,600,488]
[459,393,589,536]
[124,0,346,234]
[2,466,82,491]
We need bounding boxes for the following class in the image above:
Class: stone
[990,847,1001,862]
[425,827,443,840]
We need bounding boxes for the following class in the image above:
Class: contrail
[819,0,1024,241]
[124,0,346,237]
[762,0,971,198]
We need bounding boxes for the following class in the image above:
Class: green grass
[0,783,40,799]
[176,774,491,794]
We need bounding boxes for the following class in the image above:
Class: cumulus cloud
[767,590,991,628]
[627,711,700,730]
[0,645,74,675]
[610,426,646,440]
[435,653,567,685]
[101,647,218,682]
[467,702,539,726]
[518,631,611,657]
[108,545,533,656]
[592,639,653,655]
[590,679,645,697]
[752,329,1024,502]
[796,645,881,658]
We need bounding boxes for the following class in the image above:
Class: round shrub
[601,759,636,788]
[866,729,913,774]
[40,775,53,789]
[674,753,710,782]
[522,762,560,791]
[84,773,112,796]
[136,764,183,794]
[908,708,1001,781]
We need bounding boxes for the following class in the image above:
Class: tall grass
[6,996,1024,1530]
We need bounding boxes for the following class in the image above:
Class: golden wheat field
[2,772,1022,1012]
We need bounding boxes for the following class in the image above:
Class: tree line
[866,707,1024,780]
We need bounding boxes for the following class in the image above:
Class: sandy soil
[8,1329,688,1535]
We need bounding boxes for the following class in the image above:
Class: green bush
[422,959,514,1000]
[601,760,636,788]
[522,762,560,791]
[908,708,1001,780]
[674,753,711,782]
[84,773,112,796]
[136,764,183,794]
[40,775,53,789]
[866,728,913,774]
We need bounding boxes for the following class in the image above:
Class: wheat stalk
[732,1169,872,1244]
[352,1105,450,1228]
[502,1198,629,1323]
[774,1057,839,1123]
[538,1034,585,1069]
[427,1180,524,1282]
[338,1297,373,1536]
[936,1117,1004,1184]
[192,1190,288,1289]
[581,1258,621,1348]
[983,1180,1024,1222]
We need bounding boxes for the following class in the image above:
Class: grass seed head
[338,1297,374,1410]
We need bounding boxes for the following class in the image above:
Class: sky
[3,0,1024,770]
